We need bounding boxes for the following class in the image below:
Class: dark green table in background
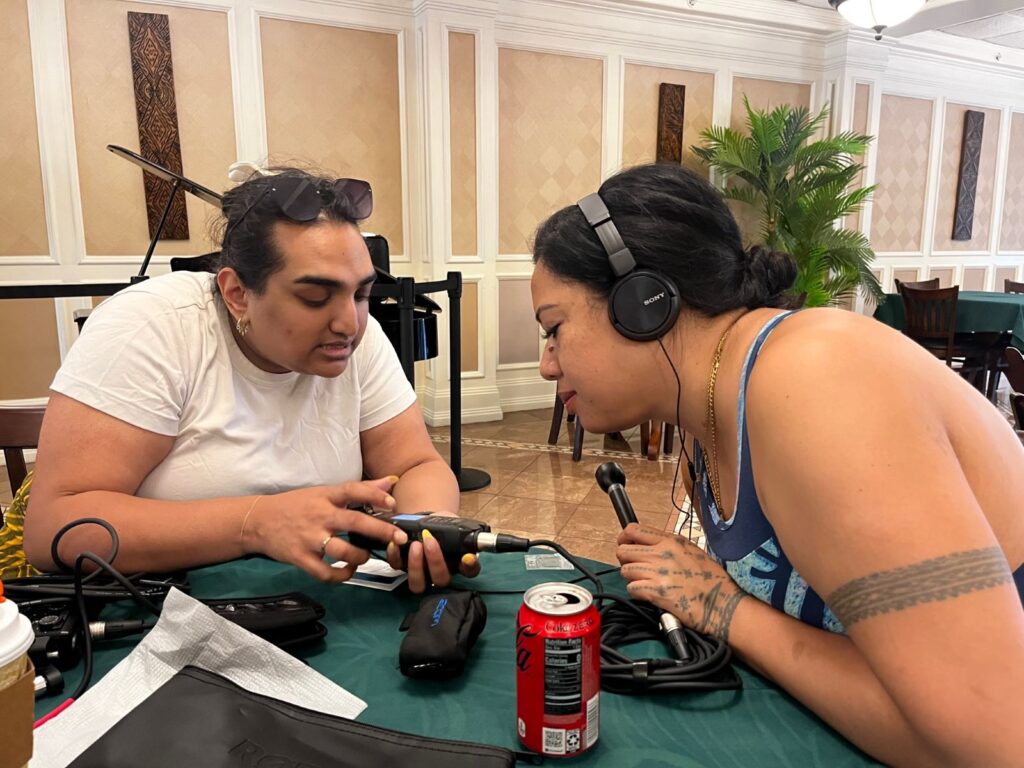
[873,291,1024,351]
[34,556,877,767]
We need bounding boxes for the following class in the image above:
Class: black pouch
[399,591,486,679]
[200,592,327,649]
[68,665,516,768]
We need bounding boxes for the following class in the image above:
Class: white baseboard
[500,393,557,413]
[0,397,48,408]
[419,381,504,427]
[497,373,555,415]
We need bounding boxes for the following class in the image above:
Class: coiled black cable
[522,541,741,695]
[596,595,741,694]
[47,518,163,700]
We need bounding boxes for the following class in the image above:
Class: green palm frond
[721,185,762,210]
[696,99,879,307]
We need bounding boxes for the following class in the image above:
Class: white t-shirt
[51,272,417,501]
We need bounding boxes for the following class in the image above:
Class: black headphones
[577,193,681,341]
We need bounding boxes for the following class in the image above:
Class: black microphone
[596,462,692,661]
[595,462,637,528]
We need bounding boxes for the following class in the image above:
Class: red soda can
[516,582,600,757]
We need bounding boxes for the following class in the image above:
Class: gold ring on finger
[319,534,333,557]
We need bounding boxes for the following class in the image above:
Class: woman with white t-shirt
[23,168,476,593]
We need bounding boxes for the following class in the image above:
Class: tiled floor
[430,408,698,565]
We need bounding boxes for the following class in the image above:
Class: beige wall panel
[892,268,922,288]
[498,49,603,255]
[1001,113,1024,252]
[262,20,403,253]
[929,267,955,288]
[849,83,871,233]
[729,78,811,245]
[996,266,1019,289]
[67,0,235,256]
[0,300,60,400]
[871,95,934,253]
[498,278,539,366]
[461,281,479,372]
[0,0,48,256]
[962,267,987,291]
[621,64,715,177]
[449,32,477,257]
[730,77,811,127]
[727,199,762,248]
[933,104,1000,251]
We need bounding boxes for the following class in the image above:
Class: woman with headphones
[532,163,1023,765]
[21,165,478,593]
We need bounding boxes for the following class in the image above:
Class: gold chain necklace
[706,318,741,513]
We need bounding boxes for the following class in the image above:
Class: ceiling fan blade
[886,0,1024,37]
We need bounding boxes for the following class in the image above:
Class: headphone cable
[657,338,696,538]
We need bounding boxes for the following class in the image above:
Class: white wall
[3,0,1024,421]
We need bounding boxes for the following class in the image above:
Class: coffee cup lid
[0,599,34,669]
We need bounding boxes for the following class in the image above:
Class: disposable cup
[0,582,35,768]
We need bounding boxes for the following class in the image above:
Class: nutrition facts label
[544,637,582,715]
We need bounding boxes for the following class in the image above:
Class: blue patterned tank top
[693,311,1024,632]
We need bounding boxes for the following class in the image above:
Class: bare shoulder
[738,306,988,484]
[746,307,956,422]
[760,307,930,372]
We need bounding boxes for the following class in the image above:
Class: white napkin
[31,588,365,767]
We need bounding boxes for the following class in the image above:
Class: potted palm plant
[693,98,884,307]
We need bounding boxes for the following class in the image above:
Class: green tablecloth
[873,291,1024,350]
[34,556,877,767]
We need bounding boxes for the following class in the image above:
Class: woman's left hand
[385,511,483,593]
[618,524,746,642]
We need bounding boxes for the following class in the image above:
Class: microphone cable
[48,518,162,701]
[467,536,741,695]
[595,593,740,694]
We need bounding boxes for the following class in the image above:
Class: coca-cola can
[516,582,600,757]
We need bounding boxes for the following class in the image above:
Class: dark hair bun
[743,245,798,308]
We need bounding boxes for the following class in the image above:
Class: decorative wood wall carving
[952,109,985,242]
[656,84,686,163]
[128,12,189,240]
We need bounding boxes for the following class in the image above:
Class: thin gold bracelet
[238,495,264,551]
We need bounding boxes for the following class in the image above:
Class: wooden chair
[0,406,45,500]
[1004,279,1024,295]
[900,285,961,366]
[548,396,673,462]
[900,286,988,387]
[895,277,940,293]
[639,421,675,461]
[1005,347,1024,393]
[1011,392,1024,437]
[547,395,584,462]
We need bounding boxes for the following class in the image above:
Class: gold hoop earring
[236,317,250,337]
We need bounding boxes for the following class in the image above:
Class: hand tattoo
[696,582,746,644]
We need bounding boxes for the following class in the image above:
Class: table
[873,291,1024,351]
[34,556,877,767]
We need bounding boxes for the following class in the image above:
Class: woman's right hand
[240,477,408,582]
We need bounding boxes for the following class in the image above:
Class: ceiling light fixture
[828,0,926,40]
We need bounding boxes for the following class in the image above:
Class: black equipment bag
[68,665,517,767]
[399,590,487,679]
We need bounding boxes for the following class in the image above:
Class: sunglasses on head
[225,176,373,238]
